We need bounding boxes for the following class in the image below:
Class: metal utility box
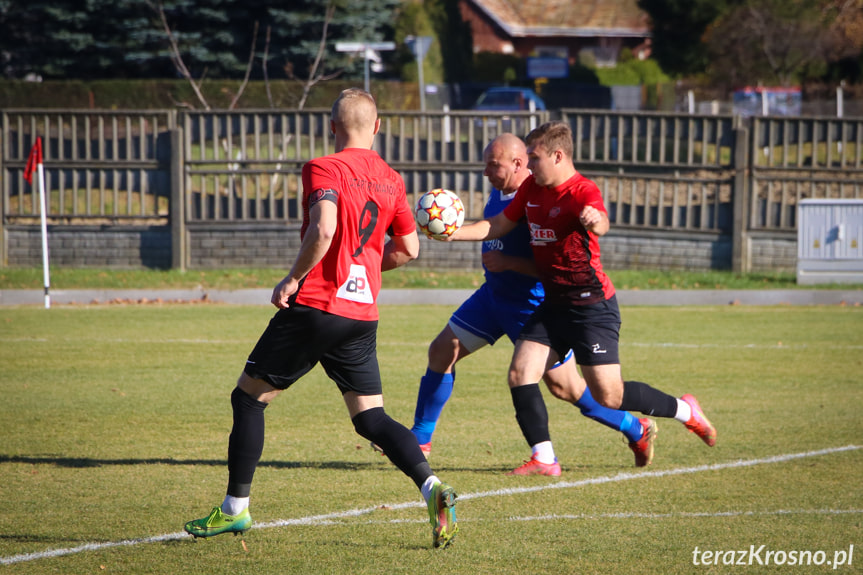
[797,199,863,284]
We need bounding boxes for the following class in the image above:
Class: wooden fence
[1,110,176,223]
[1,107,862,271]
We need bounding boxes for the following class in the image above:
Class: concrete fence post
[170,127,186,271]
[731,123,750,273]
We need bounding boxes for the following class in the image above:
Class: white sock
[221,495,249,516]
[531,441,556,464]
[674,398,692,423]
[421,475,441,503]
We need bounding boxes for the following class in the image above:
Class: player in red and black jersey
[185,89,458,550]
[449,121,717,463]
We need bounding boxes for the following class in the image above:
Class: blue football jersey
[482,188,544,304]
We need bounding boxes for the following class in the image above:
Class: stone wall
[5,225,172,269]
[3,223,797,273]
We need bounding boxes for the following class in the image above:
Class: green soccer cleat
[184,506,252,538]
[427,482,458,549]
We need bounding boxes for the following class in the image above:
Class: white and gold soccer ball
[415,189,465,240]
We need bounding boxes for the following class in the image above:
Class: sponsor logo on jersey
[484,238,505,251]
[337,264,374,304]
[529,223,557,244]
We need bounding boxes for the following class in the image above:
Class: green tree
[0,0,158,79]
[471,52,522,83]
[636,0,740,78]
[705,0,853,86]
[393,1,443,84]
[424,0,473,82]
[266,0,400,81]
[0,0,401,81]
[638,0,863,84]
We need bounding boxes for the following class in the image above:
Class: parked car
[471,87,547,112]
[470,87,546,133]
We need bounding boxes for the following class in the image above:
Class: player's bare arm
[580,205,610,236]
[272,199,337,308]
[450,211,517,242]
[382,230,420,271]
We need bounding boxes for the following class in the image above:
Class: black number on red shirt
[352,201,379,257]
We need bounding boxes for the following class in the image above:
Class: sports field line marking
[1,444,859,566]
[455,444,861,501]
[267,507,863,527]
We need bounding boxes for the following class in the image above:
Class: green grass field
[0,266,837,291]
[1,303,861,574]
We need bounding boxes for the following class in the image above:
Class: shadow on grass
[0,454,519,475]
[0,454,385,471]
[0,533,97,545]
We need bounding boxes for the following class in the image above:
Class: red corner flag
[24,137,43,185]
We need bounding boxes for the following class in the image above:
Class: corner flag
[24,137,51,309]
[24,137,42,185]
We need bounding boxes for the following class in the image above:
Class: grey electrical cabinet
[797,199,863,284]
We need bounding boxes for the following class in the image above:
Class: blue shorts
[448,283,541,353]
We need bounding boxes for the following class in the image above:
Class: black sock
[227,387,268,498]
[510,384,551,447]
[352,407,433,489]
[619,380,678,418]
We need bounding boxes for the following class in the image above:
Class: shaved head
[483,133,529,193]
[332,88,378,135]
[485,132,527,164]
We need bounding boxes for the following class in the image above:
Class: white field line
[262,507,863,527]
[1,444,859,566]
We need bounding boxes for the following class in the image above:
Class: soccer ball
[415,189,465,240]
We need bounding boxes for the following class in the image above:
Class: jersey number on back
[352,201,379,257]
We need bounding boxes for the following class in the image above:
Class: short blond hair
[332,88,378,133]
[526,121,573,159]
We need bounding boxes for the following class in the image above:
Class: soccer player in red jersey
[447,121,717,457]
[185,89,458,549]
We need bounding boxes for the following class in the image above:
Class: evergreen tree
[267,0,400,81]
[0,0,401,81]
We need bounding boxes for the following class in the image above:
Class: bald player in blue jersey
[410,133,656,474]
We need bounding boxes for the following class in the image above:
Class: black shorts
[519,295,621,366]
[244,304,382,395]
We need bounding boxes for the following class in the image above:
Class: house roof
[470,0,650,38]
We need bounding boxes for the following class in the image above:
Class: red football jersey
[503,172,615,306]
[294,148,415,321]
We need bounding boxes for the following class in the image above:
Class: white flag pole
[37,160,50,309]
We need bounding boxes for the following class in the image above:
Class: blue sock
[411,368,454,444]
[574,385,643,443]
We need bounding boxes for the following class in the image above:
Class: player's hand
[580,206,601,230]
[482,250,510,272]
[271,277,299,309]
